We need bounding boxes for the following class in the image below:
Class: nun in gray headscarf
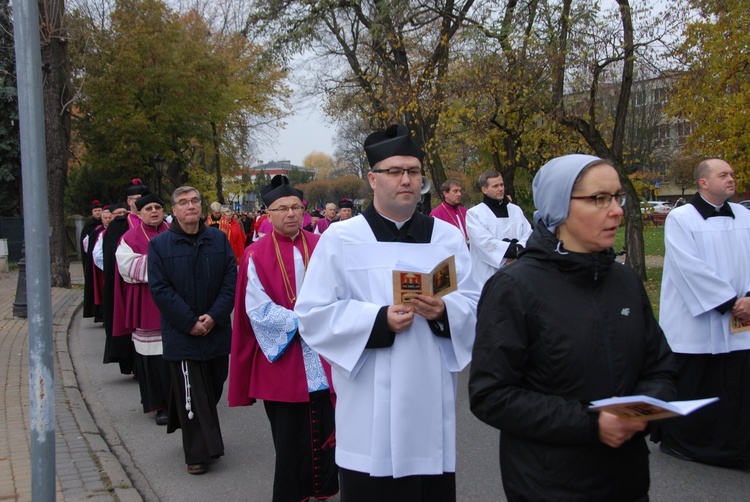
[469,154,676,502]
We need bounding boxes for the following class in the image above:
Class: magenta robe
[91,226,105,306]
[430,202,469,246]
[112,221,169,336]
[228,229,334,406]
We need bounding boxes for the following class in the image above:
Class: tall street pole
[11,0,56,499]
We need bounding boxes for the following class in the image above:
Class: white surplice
[466,201,532,286]
[660,202,750,354]
[295,215,479,478]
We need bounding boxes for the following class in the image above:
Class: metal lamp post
[155,157,164,199]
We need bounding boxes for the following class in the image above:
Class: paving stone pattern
[0,267,133,501]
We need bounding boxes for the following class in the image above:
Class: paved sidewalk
[0,265,139,501]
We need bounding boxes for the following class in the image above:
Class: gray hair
[171,186,201,206]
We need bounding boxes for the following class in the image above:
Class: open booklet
[589,396,719,422]
[730,314,750,334]
[392,255,457,304]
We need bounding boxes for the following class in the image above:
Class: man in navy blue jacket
[148,186,237,475]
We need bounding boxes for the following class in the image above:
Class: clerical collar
[689,193,735,220]
[362,203,434,243]
[272,229,300,241]
[482,195,509,218]
[378,212,412,229]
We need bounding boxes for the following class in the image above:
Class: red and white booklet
[589,396,719,422]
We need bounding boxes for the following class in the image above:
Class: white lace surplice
[245,250,328,392]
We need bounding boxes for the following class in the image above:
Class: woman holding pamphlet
[469,155,677,501]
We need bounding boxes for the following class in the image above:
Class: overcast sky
[257,104,336,166]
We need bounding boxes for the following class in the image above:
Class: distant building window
[676,121,694,144]
[653,124,670,148]
[633,91,646,107]
[677,122,694,137]
[654,87,668,103]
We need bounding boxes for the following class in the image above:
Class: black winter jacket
[148,221,237,362]
[469,224,676,502]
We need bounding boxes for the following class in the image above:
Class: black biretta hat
[261,175,303,207]
[364,124,425,168]
[135,192,164,211]
[109,202,129,212]
[91,199,104,209]
[125,178,148,196]
[338,198,353,209]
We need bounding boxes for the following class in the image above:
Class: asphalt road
[70,315,749,501]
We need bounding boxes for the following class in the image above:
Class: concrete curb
[65,310,157,502]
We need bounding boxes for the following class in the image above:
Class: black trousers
[133,352,170,413]
[166,357,229,465]
[655,351,750,468]
[263,390,338,501]
[339,467,455,502]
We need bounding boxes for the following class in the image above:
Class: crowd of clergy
[77,126,750,501]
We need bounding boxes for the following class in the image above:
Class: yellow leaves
[668,0,750,190]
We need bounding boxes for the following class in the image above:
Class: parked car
[640,201,671,215]
[739,200,750,210]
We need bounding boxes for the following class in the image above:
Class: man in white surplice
[656,158,750,469]
[466,170,532,287]
[295,124,479,502]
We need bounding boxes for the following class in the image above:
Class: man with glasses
[114,193,171,426]
[295,124,479,502]
[466,170,532,286]
[229,174,338,501]
[148,186,237,475]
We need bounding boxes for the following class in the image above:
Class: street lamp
[154,157,165,199]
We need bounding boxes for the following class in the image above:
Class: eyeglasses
[267,204,304,213]
[142,205,163,212]
[175,197,202,207]
[570,191,627,209]
[371,167,422,178]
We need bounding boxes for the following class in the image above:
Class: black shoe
[187,463,208,475]
[155,410,168,426]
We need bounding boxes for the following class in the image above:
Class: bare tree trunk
[550,0,647,280]
[212,122,224,204]
[39,0,70,288]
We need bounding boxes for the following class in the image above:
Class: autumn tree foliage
[296,175,369,210]
[667,0,750,190]
[303,151,335,180]
[68,0,287,208]
[244,0,480,212]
